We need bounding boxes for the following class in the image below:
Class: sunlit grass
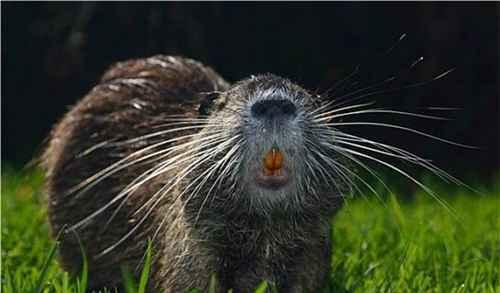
[2,167,498,292]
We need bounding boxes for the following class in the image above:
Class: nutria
[42,55,350,292]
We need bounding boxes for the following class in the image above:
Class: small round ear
[198,91,226,117]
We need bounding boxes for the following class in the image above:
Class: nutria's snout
[248,99,298,189]
[240,92,306,193]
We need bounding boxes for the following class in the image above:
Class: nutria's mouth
[254,147,290,190]
[255,167,290,189]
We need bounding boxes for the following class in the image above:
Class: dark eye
[199,92,225,116]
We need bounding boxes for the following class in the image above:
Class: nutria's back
[43,55,345,292]
[43,56,231,289]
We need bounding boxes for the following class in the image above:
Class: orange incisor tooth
[264,147,284,173]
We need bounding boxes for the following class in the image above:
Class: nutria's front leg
[222,235,331,293]
[288,236,332,293]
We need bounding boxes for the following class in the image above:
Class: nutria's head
[191,74,344,216]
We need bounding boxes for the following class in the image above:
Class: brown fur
[42,55,343,292]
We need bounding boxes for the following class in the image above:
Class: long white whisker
[194,141,242,223]
[317,142,393,205]
[303,139,344,188]
[131,135,240,219]
[329,68,456,110]
[70,134,228,230]
[321,121,477,149]
[335,139,430,164]
[321,65,360,98]
[304,140,355,196]
[67,129,222,194]
[333,137,462,186]
[151,153,229,243]
[313,109,450,123]
[149,138,242,247]
[332,131,464,185]
[103,136,229,228]
[330,76,398,107]
[121,135,232,219]
[111,123,223,146]
[149,119,223,130]
[68,130,226,199]
[330,145,459,218]
[95,135,238,258]
[310,102,374,117]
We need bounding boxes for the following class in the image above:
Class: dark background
[2,3,499,182]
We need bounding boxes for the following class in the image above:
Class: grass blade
[121,266,138,293]
[138,241,153,292]
[33,230,62,293]
[253,281,268,293]
[208,274,217,293]
[71,230,88,293]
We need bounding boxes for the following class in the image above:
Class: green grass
[2,167,499,292]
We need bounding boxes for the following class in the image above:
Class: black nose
[251,99,297,119]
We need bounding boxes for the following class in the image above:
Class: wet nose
[251,99,297,120]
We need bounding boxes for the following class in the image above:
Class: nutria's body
[43,55,345,292]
